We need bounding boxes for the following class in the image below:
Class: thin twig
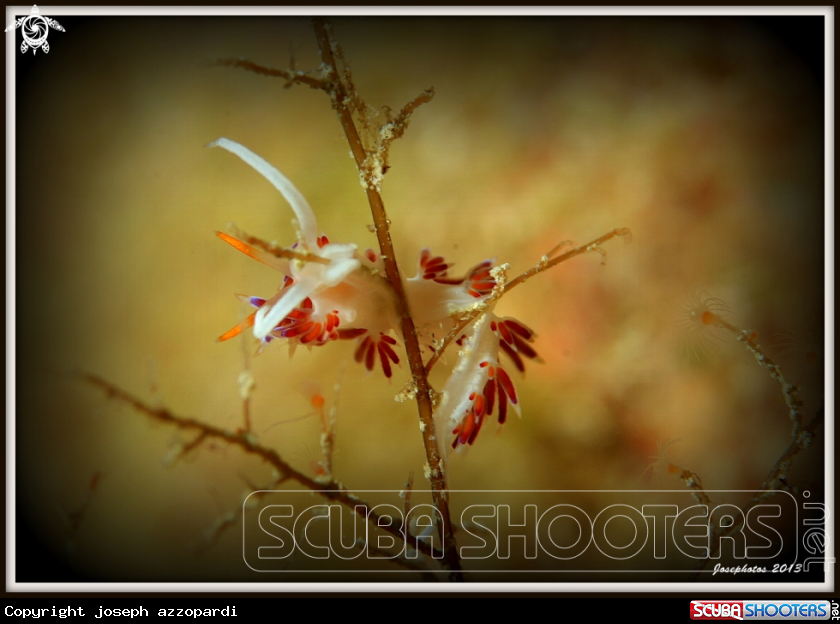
[200,473,287,551]
[425,228,632,374]
[61,471,102,534]
[320,366,346,478]
[505,227,632,292]
[238,332,255,432]
[400,471,415,520]
[379,89,435,173]
[677,469,713,508]
[690,406,823,576]
[218,229,330,265]
[681,310,822,575]
[81,373,441,561]
[733,329,804,439]
[208,58,327,90]
[361,541,439,580]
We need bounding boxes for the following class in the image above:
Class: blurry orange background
[15,16,825,582]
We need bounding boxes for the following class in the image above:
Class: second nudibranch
[211,138,540,455]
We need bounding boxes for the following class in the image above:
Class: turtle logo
[5,5,65,55]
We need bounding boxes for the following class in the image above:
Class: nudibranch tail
[434,308,540,455]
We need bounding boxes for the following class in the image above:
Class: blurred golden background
[15,16,825,582]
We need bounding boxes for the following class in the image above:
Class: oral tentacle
[254,275,320,339]
[209,138,319,249]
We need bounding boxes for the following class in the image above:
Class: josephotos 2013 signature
[711,563,813,576]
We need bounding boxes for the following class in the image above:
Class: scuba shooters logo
[240,490,822,575]
[690,601,831,620]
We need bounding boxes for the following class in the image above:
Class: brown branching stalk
[81,372,442,563]
[671,312,824,575]
[309,18,463,579]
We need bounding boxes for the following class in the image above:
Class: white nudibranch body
[212,138,539,454]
